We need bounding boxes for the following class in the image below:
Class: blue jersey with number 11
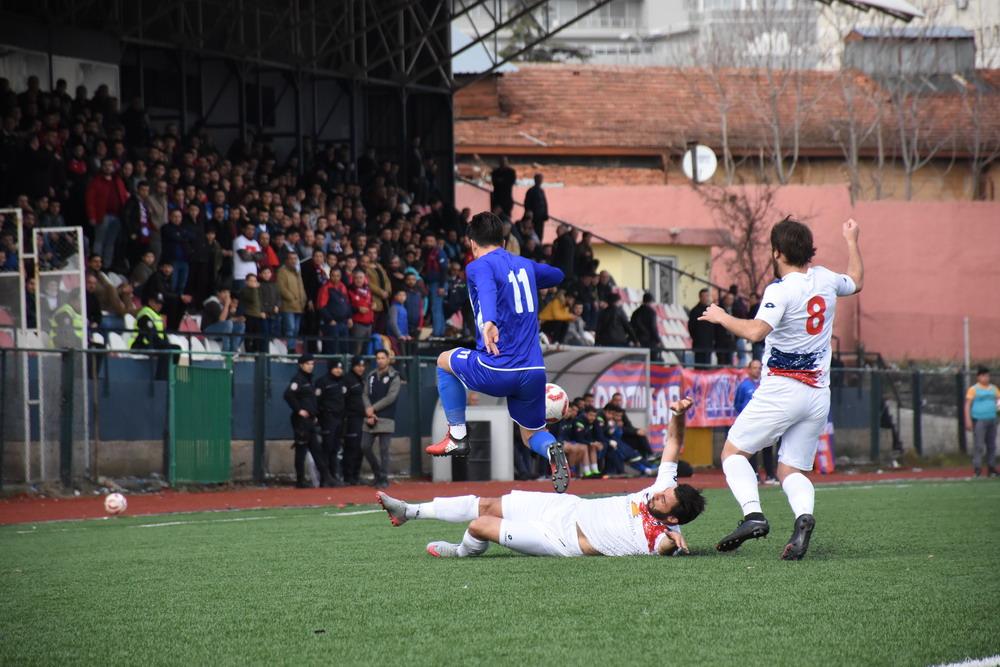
[466,248,564,370]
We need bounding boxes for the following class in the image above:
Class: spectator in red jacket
[317,267,352,354]
[85,158,129,270]
[349,267,373,355]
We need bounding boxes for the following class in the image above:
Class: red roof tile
[455,64,1000,159]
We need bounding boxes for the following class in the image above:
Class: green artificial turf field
[2,480,999,666]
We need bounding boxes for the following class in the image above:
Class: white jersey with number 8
[754,266,856,389]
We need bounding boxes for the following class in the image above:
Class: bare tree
[738,2,826,185]
[672,43,739,185]
[828,71,886,203]
[888,76,957,200]
[956,73,1000,199]
[696,180,785,298]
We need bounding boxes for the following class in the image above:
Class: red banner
[680,367,746,427]
[591,364,747,453]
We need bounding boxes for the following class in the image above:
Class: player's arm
[698,305,773,343]
[843,218,863,293]
[531,261,564,290]
[467,262,500,355]
[655,529,688,556]
[965,388,975,430]
[660,398,691,465]
[283,383,301,412]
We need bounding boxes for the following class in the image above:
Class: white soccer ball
[104,493,127,516]
[544,383,569,424]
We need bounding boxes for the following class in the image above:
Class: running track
[0,467,975,525]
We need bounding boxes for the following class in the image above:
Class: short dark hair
[771,216,816,267]
[642,292,654,304]
[375,349,390,358]
[468,212,504,247]
[670,484,706,525]
[977,366,990,376]
[698,288,709,297]
[584,406,597,414]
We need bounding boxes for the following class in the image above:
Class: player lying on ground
[698,217,863,560]
[424,211,571,493]
[378,398,705,557]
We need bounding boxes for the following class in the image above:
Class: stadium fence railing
[0,344,974,490]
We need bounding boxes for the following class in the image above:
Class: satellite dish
[682,144,718,184]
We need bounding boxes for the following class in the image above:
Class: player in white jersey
[375,398,705,558]
[698,217,863,560]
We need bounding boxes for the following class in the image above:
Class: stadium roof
[850,26,975,40]
[455,64,1000,159]
[828,0,924,21]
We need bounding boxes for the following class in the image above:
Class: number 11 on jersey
[507,268,535,314]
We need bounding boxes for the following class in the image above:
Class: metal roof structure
[451,25,518,76]
[818,0,925,21]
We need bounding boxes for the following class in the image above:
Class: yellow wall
[591,243,712,309]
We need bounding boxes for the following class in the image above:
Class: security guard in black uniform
[316,359,347,485]
[283,354,334,488]
[341,355,367,486]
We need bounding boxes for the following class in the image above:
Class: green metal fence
[168,358,234,485]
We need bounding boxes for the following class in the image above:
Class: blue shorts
[449,349,547,430]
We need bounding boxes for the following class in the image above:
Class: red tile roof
[455,64,1000,159]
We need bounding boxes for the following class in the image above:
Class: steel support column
[179,51,189,135]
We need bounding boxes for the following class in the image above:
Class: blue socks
[527,430,556,459]
[437,367,467,428]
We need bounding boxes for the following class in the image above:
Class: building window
[648,256,677,305]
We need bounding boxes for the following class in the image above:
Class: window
[647,256,677,305]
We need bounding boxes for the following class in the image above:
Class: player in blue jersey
[425,212,572,492]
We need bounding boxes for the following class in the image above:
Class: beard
[646,500,672,522]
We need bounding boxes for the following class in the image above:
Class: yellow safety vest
[129,305,166,348]
[48,303,84,348]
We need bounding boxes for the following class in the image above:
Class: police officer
[341,355,367,486]
[316,359,347,485]
[283,353,333,488]
[130,293,180,379]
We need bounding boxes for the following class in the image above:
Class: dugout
[430,346,649,483]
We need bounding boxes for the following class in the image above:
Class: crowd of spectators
[687,284,759,367]
[1,76,636,358]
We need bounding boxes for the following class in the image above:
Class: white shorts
[499,491,584,557]
[727,375,831,471]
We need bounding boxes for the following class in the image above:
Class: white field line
[135,516,277,528]
[930,655,1000,667]
[322,509,382,517]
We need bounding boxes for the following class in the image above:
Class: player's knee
[478,497,502,518]
[436,350,452,371]
[721,441,749,460]
[468,516,492,540]
[776,464,803,482]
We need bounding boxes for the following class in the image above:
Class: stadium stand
[0,75,731,363]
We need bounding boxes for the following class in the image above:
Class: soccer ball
[104,493,127,516]
[544,383,569,424]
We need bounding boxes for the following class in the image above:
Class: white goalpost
[1,207,90,485]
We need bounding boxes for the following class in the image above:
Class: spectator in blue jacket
[387,289,412,352]
[402,270,424,336]
[161,208,195,294]
[421,234,448,337]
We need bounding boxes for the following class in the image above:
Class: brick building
[455,64,1000,201]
